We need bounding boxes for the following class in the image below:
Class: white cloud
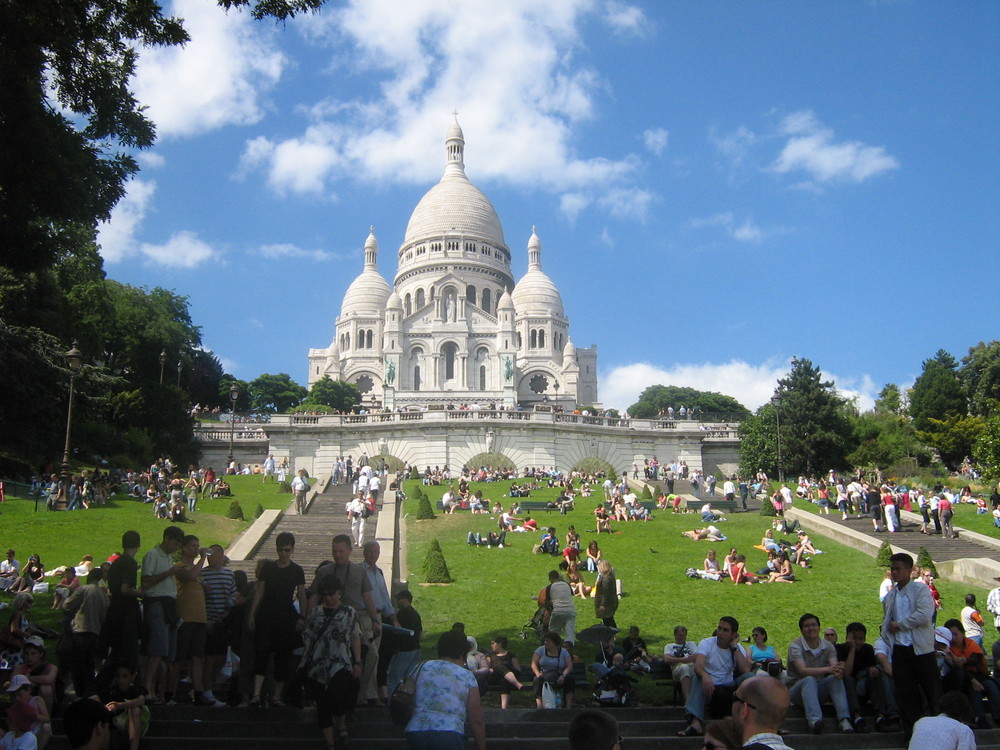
[258,243,339,262]
[97,179,218,268]
[643,127,669,156]
[139,231,218,268]
[243,0,648,219]
[604,1,648,35]
[97,179,158,263]
[599,227,614,247]
[772,109,899,183]
[137,152,166,169]
[134,0,286,138]
[690,212,765,243]
[712,125,756,167]
[559,192,591,222]
[598,187,654,219]
[600,359,877,414]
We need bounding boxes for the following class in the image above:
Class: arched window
[366,330,374,349]
[481,288,491,312]
[516,332,522,348]
[466,285,476,304]
[415,288,425,309]
[538,330,546,348]
[414,366,421,391]
[404,293,412,316]
[530,329,537,349]
[443,343,457,380]
[479,365,486,390]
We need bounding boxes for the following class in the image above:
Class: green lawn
[403,479,994,704]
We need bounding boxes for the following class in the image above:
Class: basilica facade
[308,121,598,410]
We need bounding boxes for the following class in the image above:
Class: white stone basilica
[308,121,599,410]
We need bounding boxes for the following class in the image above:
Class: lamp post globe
[61,342,84,494]
[159,349,167,385]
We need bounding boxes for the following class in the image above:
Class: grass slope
[403,480,992,691]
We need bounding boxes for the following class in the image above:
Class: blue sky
[97,0,1000,413]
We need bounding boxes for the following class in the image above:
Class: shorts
[205,622,229,656]
[175,622,207,661]
[142,599,177,660]
[671,663,695,682]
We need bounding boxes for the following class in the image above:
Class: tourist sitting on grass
[487,636,524,709]
[469,490,486,513]
[702,550,722,581]
[793,531,820,567]
[585,541,602,573]
[12,556,44,594]
[701,503,723,523]
[566,526,581,551]
[729,555,757,585]
[152,494,168,519]
[629,502,652,522]
[681,526,724,541]
[561,562,590,598]
[722,548,738,577]
[756,550,779,577]
[539,528,559,555]
[766,553,796,583]
[52,568,80,610]
[522,516,538,531]
[760,529,781,553]
[213,479,231,497]
[167,495,186,523]
[593,505,612,534]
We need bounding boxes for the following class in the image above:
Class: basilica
[308,121,599,411]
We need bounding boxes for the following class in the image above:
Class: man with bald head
[732,675,795,749]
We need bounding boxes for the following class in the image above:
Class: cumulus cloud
[600,227,614,247]
[643,127,669,156]
[772,109,899,183]
[604,1,648,35]
[97,180,158,263]
[243,0,651,218]
[690,212,765,243]
[258,243,340,262]
[559,193,591,223]
[139,231,219,268]
[712,125,756,167]
[600,359,877,414]
[134,0,286,138]
[97,179,218,268]
[137,152,167,169]
[598,187,654,219]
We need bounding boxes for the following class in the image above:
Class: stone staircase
[44,704,1000,749]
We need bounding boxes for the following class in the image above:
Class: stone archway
[572,457,618,477]
[464,452,516,471]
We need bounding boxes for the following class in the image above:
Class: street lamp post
[176,360,182,387]
[227,384,240,471]
[61,342,84,504]
[159,350,167,385]
[772,396,784,483]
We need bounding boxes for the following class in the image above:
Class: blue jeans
[386,649,422,697]
[790,674,850,724]
[685,673,751,721]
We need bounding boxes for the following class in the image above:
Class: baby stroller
[519,600,548,642]
[591,645,642,707]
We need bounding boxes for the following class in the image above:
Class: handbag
[389,661,426,726]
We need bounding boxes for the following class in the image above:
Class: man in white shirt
[546,570,576,646]
[723,477,736,505]
[662,626,699,703]
[679,616,751,736]
[0,550,20,591]
[290,469,309,515]
[908,689,976,750]
[779,484,794,507]
[361,542,399,704]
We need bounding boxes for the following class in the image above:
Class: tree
[961,341,1000,417]
[219,375,252,413]
[738,403,779,478]
[875,383,903,415]
[770,358,853,477]
[918,414,984,468]
[909,350,966,433]
[306,375,361,412]
[973,402,1000,482]
[628,385,751,420]
[186,350,226,409]
[249,373,307,413]
[847,411,929,471]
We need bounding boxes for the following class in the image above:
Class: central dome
[402,120,506,248]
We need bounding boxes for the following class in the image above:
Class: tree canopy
[305,375,361,412]
[628,384,750,419]
[249,373,308,413]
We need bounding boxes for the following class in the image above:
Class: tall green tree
[875,383,903,415]
[973,402,1000,482]
[909,350,966,432]
[738,402,779,478]
[249,373,307,413]
[628,385,751,419]
[961,341,1000,417]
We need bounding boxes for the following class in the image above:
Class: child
[92,663,150,750]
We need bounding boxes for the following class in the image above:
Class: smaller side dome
[340,227,391,317]
[511,227,565,316]
[563,338,577,360]
[387,290,402,310]
[497,289,515,310]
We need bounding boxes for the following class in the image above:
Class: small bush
[226,500,245,520]
[876,540,893,568]
[417,494,436,520]
[917,547,938,578]
[410,465,421,480]
[422,539,452,583]
[254,503,265,519]
[760,496,777,516]
[640,485,652,500]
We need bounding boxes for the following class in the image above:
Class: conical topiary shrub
[410,465,421,480]
[422,539,452,583]
[254,503,265,519]
[226,500,245,520]
[917,546,938,578]
[641,485,653,500]
[417,493,436,520]
[876,540,893,568]
[759,496,777,516]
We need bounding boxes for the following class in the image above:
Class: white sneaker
[839,718,855,733]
